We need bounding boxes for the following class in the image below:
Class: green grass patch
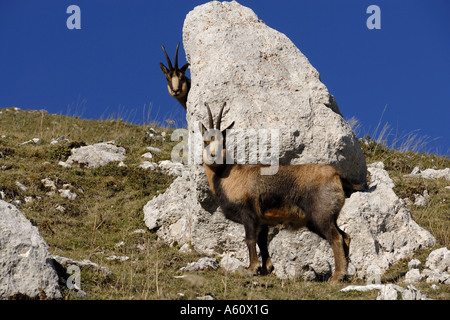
[0,107,448,300]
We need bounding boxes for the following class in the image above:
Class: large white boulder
[144,1,434,281]
[0,200,62,299]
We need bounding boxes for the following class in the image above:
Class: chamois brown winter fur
[160,43,191,109]
[199,102,366,282]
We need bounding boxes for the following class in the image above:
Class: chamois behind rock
[160,43,191,109]
[199,102,366,282]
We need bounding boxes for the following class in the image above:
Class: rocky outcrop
[144,1,434,281]
[182,1,366,183]
[405,166,450,181]
[404,248,450,285]
[0,200,62,299]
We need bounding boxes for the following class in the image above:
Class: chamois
[160,43,191,109]
[199,102,366,282]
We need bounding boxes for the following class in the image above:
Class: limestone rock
[143,1,433,281]
[425,247,450,273]
[405,167,450,180]
[52,255,112,277]
[180,257,219,271]
[408,259,422,270]
[183,0,366,184]
[376,284,400,300]
[0,200,62,299]
[405,269,424,284]
[158,160,184,176]
[66,142,126,168]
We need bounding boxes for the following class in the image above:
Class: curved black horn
[161,45,173,70]
[174,42,180,70]
[216,102,227,130]
[204,103,214,129]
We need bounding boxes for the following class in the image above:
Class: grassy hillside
[0,107,448,300]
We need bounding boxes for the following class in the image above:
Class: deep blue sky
[1,0,449,154]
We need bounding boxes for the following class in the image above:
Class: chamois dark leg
[257,225,274,275]
[309,211,347,282]
[327,223,348,282]
[240,219,260,276]
[311,220,347,282]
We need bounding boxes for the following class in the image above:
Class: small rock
[58,161,72,169]
[53,255,112,276]
[425,247,450,273]
[139,161,157,170]
[402,284,430,300]
[21,138,41,145]
[58,189,77,200]
[197,295,215,300]
[158,160,183,176]
[15,181,28,191]
[118,161,127,167]
[180,257,218,271]
[405,167,450,181]
[55,205,66,213]
[66,142,126,168]
[414,194,427,206]
[115,241,125,248]
[24,197,33,204]
[376,284,399,300]
[142,152,153,159]
[219,255,246,272]
[146,146,162,153]
[405,269,424,284]
[41,178,57,191]
[105,255,129,262]
[408,259,422,270]
[421,268,450,284]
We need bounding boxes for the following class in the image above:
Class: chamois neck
[203,164,217,195]
[203,163,229,196]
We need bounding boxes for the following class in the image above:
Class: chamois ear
[224,121,235,132]
[160,63,169,76]
[199,121,207,137]
[222,121,235,142]
[180,63,190,74]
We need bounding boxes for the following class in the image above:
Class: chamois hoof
[259,265,274,276]
[237,266,258,277]
[329,272,346,283]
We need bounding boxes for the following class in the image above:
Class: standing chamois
[160,43,191,109]
[199,102,366,282]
